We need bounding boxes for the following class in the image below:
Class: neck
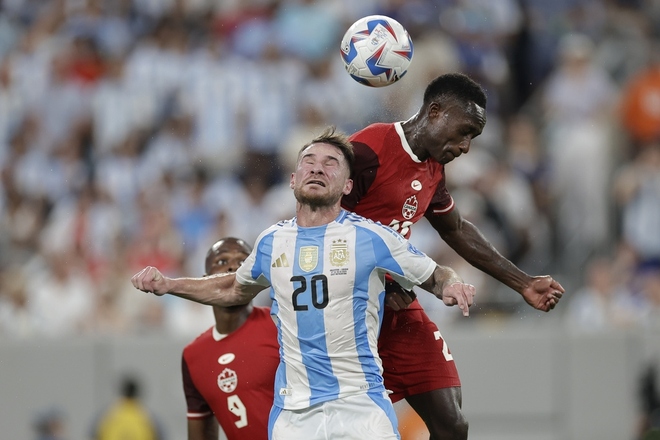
[296,203,341,227]
[400,115,426,160]
[212,303,253,334]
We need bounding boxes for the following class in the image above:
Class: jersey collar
[395,121,422,163]
[212,326,228,341]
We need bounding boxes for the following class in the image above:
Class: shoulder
[341,211,405,241]
[253,218,294,246]
[183,327,214,353]
[350,122,395,143]
[350,122,395,140]
[251,306,274,322]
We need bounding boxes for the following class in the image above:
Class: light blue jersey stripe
[294,225,340,405]
[352,227,381,386]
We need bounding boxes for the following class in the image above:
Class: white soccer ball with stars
[340,15,414,88]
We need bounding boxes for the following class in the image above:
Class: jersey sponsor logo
[329,239,349,267]
[299,246,318,272]
[411,180,422,190]
[217,368,238,393]
[272,253,289,268]
[402,195,418,220]
[218,353,235,365]
[279,387,292,396]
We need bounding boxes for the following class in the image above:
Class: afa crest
[298,246,318,272]
[330,239,349,267]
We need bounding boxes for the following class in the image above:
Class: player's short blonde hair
[297,126,355,172]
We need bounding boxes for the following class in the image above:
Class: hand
[522,275,565,312]
[384,280,417,311]
[131,266,171,296]
[440,282,475,317]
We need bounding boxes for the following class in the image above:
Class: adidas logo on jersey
[272,253,289,268]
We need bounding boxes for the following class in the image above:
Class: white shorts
[269,391,400,440]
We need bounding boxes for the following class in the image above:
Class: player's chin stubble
[294,186,338,210]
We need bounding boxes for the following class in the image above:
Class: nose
[458,139,471,154]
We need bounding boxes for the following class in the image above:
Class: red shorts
[378,299,461,403]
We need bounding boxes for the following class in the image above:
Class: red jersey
[342,122,455,239]
[182,306,279,440]
[342,122,462,400]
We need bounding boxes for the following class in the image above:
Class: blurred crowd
[0,0,659,339]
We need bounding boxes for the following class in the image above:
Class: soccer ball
[340,15,413,87]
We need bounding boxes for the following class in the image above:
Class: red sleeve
[182,354,212,419]
[341,141,379,210]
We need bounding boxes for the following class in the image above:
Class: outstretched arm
[426,209,564,312]
[418,265,475,317]
[131,266,264,307]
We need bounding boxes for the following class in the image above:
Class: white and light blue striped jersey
[235,210,436,410]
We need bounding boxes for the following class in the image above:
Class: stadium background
[0,0,659,439]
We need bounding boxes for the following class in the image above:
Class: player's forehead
[209,240,251,257]
[457,101,486,126]
[444,100,486,132]
[299,143,345,162]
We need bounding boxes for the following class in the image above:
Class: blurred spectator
[620,44,660,150]
[541,33,618,125]
[24,248,96,337]
[178,37,247,173]
[0,58,26,146]
[638,268,660,330]
[540,32,619,273]
[32,45,93,155]
[125,188,184,277]
[242,42,305,156]
[274,0,343,61]
[613,144,660,268]
[638,363,660,440]
[0,265,37,337]
[90,374,165,440]
[565,255,641,332]
[438,0,523,116]
[596,2,651,85]
[94,129,154,211]
[33,406,68,440]
[91,56,140,157]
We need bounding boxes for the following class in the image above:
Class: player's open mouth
[307,180,326,187]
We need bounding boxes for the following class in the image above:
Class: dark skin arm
[426,208,564,311]
[187,418,218,440]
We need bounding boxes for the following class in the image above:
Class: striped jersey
[235,210,436,410]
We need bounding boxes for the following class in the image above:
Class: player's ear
[290,172,295,189]
[343,178,353,195]
[427,101,442,118]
